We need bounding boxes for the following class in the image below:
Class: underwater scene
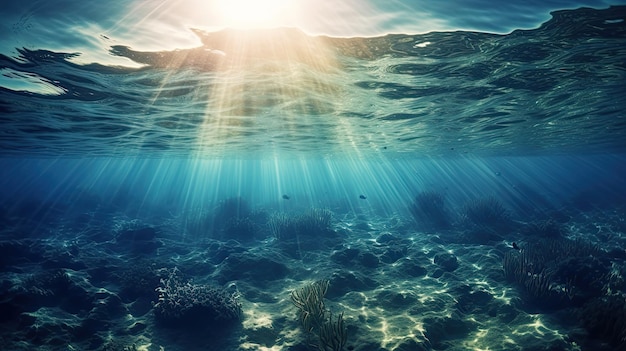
[1,1,626,351]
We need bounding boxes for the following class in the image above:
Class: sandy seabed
[1,200,625,351]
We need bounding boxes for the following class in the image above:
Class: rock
[359,252,380,268]
[381,247,406,263]
[433,253,458,271]
[397,259,427,277]
[330,248,360,265]
[327,271,379,298]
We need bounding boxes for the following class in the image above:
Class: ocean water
[1,2,626,351]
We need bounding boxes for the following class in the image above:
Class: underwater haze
[1,1,626,351]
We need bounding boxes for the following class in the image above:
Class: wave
[0,6,624,157]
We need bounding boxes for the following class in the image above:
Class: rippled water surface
[1,6,625,157]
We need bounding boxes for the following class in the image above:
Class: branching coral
[117,261,159,301]
[153,268,242,328]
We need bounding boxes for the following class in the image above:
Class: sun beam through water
[215,0,292,28]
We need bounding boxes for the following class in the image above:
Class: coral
[102,342,138,351]
[20,269,73,297]
[153,268,242,328]
[291,279,348,351]
[117,261,160,301]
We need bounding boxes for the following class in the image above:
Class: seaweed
[291,279,348,351]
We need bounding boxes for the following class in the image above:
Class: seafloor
[1,194,625,351]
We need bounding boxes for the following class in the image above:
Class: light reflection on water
[0,5,624,158]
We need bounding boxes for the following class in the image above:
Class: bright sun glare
[216,0,290,27]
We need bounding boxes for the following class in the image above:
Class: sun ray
[216,0,291,28]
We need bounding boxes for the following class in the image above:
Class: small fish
[359,194,367,200]
[282,194,290,200]
[512,242,520,251]
[495,171,501,176]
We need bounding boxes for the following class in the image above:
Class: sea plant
[409,191,451,230]
[503,238,606,308]
[291,279,347,351]
[269,208,333,241]
[297,208,333,236]
[268,212,298,241]
[461,197,510,229]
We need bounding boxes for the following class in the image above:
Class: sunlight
[216,0,291,28]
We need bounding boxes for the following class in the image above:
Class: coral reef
[153,268,242,329]
[116,261,160,301]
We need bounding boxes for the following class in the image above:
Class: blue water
[1,6,625,156]
[1,2,626,351]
